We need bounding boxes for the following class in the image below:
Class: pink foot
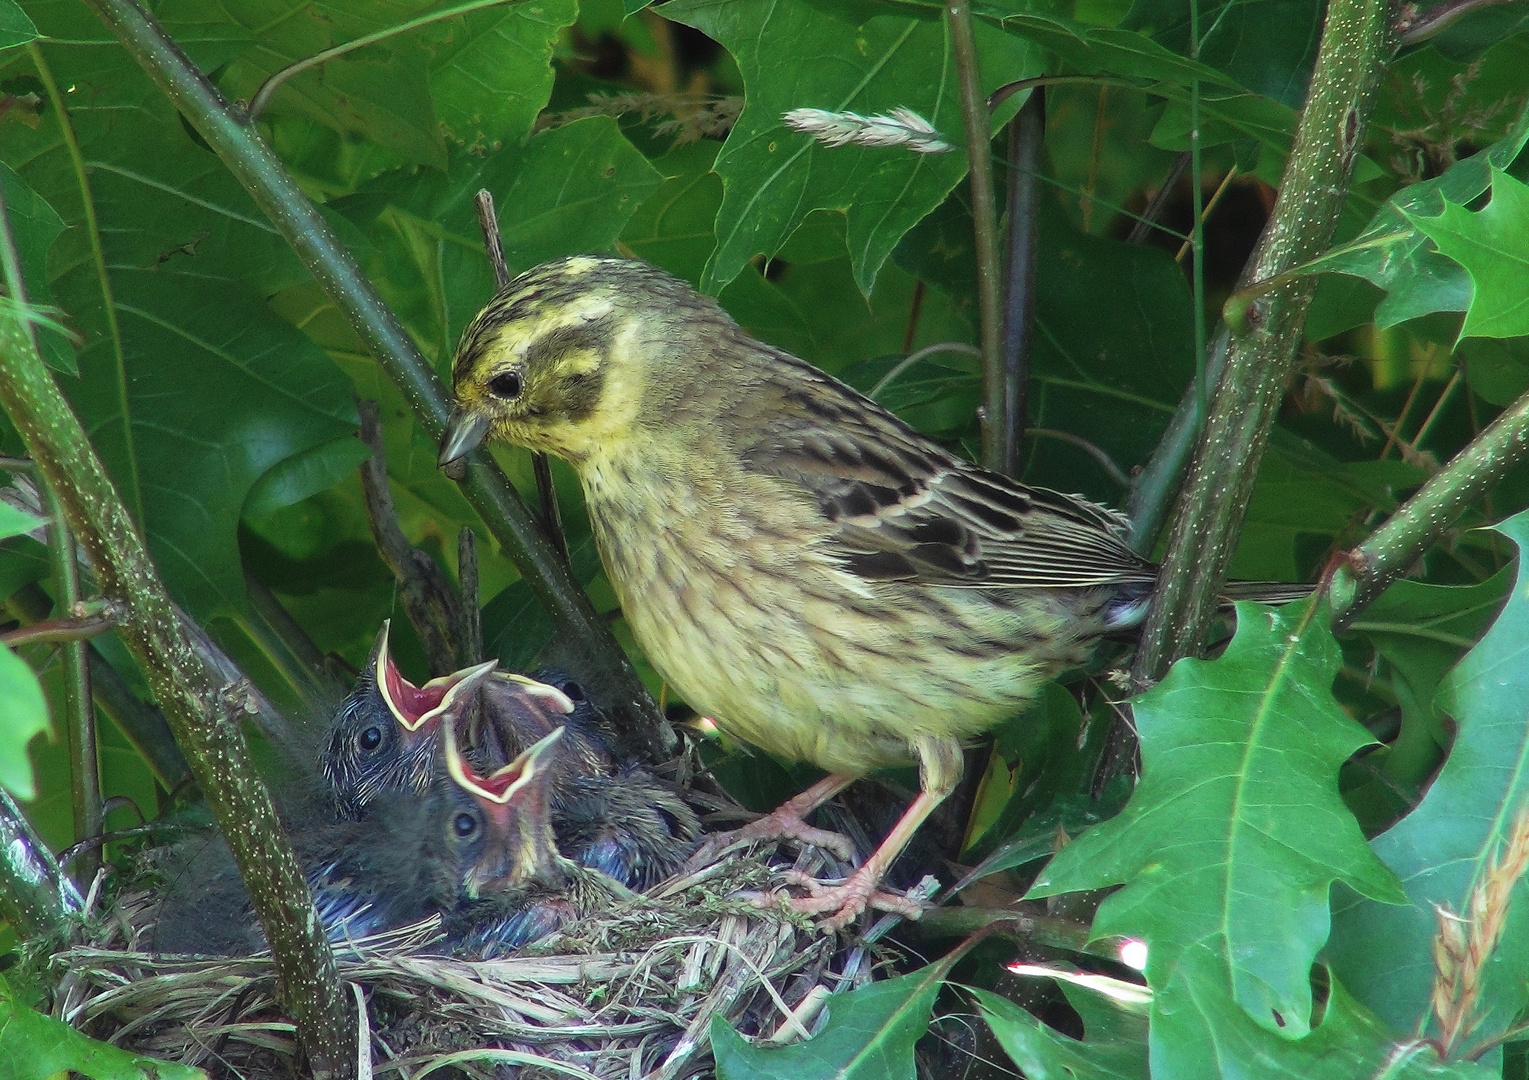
[771,868,926,931]
[688,807,856,869]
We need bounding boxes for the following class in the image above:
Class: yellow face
[444,256,652,464]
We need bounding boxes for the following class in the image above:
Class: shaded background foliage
[4,0,1529,1074]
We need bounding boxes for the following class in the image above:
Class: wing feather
[739,369,1156,590]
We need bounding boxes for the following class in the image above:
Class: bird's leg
[688,772,858,866]
[783,736,963,931]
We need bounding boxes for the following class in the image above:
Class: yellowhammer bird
[437,255,1271,929]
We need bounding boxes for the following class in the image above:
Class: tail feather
[1219,580,1315,605]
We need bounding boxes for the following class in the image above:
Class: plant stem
[947,0,1005,472]
[43,487,99,886]
[1333,387,1529,625]
[81,0,671,764]
[0,315,353,1077]
[0,790,80,942]
[1126,326,1230,553]
[1130,0,1396,686]
[999,87,1044,478]
[358,399,463,676]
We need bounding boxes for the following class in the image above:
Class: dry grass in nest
[48,850,893,1079]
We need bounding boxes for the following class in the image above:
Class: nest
[48,849,901,1079]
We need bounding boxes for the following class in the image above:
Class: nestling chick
[151,785,492,955]
[320,625,699,887]
[510,669,700,889]
[319,620,496,820]
[438,255,1301,929]
[441,722,634,956]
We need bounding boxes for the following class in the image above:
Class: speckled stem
[1130,0,1396,686]
[0,314,353,1077]
[80,0,672,766]
[1332,388,1529,625]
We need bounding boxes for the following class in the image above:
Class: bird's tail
[1220,580,1316,606]
[1103,578,1313,632]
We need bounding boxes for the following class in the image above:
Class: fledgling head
[444,719,569,898]
[438,256,733,466]
[319,620,498,820]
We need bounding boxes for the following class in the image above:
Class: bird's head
[444,719,568,899]
[438,255,731,467]
[319,620,498,819]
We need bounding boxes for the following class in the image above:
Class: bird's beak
[438,409,490,468]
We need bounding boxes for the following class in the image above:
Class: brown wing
[739,367,1157,590]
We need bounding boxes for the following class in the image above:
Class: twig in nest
[357,398,463,676]
[457,528,482,667]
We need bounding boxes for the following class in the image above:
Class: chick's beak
[439,409,490,468]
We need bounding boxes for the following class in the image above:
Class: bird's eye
[488,371,524,400]
[359,726,383,752]
[453,812,479,838]
[562,680,586,702]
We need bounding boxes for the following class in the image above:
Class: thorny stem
[82,0,672,765]
[947,0,1005,472]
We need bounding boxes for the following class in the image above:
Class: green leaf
[218,1,444,170]
[1152,947,1491,1079]
[0,976,204,1079]
[0,161,75,374]
[0,644,47,799]
[1344,570,1510,813]
[975,986,1148,1080]
[481,535,602,669]
[978,6,1245,91]
[662,0,1041,295]
[423,0,580,150]
[336,117,663,355]
[1407,167,1529,340]
[1118,0,1324,108]
[1305,104,1529,328]
[1329,510,1529,1050]
[0,502,42,542]
[1030,601,1404,1038]
[244,436,372,521]
[711,967,943,1080]
[895,197,1190,498]
[1460,337,1529,406]
[67,268,359,618]
[0,0,37,49]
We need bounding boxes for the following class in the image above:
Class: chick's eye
[453,812,479,839]
[358,726,383,752]
[488,371,523,399]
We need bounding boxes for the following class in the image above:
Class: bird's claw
[685,810,856,871]
[754,868,926,931]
